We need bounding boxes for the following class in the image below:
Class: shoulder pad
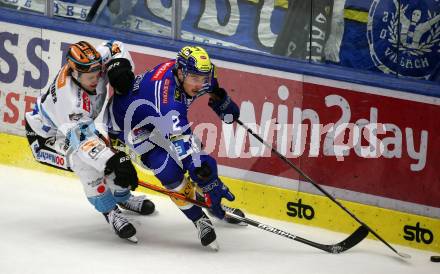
[56,65,70,89]
[151,61,176,81]
[97,40,127,64]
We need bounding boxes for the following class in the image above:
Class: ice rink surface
[0,164,438,274]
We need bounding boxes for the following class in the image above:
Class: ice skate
[194,213,219,251]
[104,207,137,242]
[118,194,155,215]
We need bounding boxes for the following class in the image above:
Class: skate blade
[207,240,220,252]
[126,236,138,243]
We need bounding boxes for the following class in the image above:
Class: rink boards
[0,132,438,253]
[1,12,439,254]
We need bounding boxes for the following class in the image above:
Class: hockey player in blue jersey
[106,46,243,249]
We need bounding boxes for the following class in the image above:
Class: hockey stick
[236,119,410,258]
[138,180,368,254]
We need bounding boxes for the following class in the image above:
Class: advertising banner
[0,0,289,53]
[92,0,287,52]
[0,0,94,20]
[272,0,334,62]
[188,69,439,208]
[332,0,440,81]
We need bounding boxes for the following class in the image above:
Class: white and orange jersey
[25,40,134,172]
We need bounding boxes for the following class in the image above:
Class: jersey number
[172,115,181,131]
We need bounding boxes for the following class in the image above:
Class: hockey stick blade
[236,120,409,258]
[225,212,369,254]
[138,181,368,254]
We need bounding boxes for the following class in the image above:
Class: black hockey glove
[105,151,138,190]
[106,58,134,95]
[208,87,240,124]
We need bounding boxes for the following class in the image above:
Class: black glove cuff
[106,58,134,95]
[105,151,128,175]
[107,58,132,74]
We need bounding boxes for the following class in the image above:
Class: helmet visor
[68,57,102,73]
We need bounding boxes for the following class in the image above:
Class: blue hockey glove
[201,177,235,219]
[208,87,240,124]
[187,157,235,219]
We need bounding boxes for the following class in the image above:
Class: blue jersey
[111,60,192,138]
[107,59,220,185]
[108,60,200,153]
[107,60,229,217]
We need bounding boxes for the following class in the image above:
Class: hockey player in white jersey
[25,40,155,242]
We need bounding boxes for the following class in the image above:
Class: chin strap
[173,67,209,104]
[71,73,97,95]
